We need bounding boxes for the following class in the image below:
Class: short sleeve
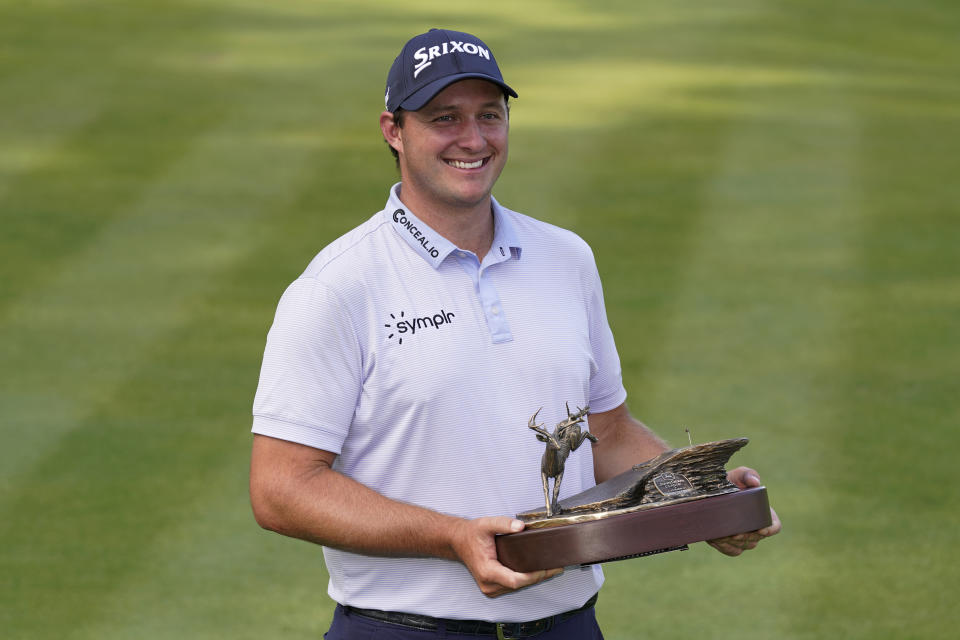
[251,277,362,453]
[584,254,628,413]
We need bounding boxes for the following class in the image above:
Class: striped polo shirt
[252,183,627,621]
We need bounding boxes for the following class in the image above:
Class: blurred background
[2,0,958,638]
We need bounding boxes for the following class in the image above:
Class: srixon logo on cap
[413,40,491,78]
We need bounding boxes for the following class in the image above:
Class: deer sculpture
[528,403,598,517]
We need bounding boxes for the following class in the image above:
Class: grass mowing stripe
[596,66,863,639]
[0,155,333,640]
[0,94,233,309]
[69,430,332,640]
[0,314,328,639]
[806,110,960,638]
[0,72,107,198]
[0,100,322,493]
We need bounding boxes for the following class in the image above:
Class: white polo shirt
[252,184,627,622]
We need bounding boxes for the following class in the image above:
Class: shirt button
[491,305,501,315]
[457,251,468,258]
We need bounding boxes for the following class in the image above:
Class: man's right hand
[450,516,563,598]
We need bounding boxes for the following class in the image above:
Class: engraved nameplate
[652,472,693,497]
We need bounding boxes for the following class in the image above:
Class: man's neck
[396,186,495,260]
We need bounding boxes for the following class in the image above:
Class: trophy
[495,404,772,572]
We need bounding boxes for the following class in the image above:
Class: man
[250,28,780,639]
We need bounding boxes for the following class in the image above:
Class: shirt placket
[453,249,513,344]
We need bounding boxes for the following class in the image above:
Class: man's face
[395,79,509,212]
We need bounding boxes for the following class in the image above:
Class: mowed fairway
[2,1,958,638]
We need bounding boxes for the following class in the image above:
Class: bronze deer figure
[528,403,597,517]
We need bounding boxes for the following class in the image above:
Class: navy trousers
[324,604,605,639]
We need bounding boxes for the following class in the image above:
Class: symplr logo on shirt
[385,309,456,345]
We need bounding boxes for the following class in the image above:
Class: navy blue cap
[385,29,518,113]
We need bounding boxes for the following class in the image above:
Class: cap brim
[397,73,518,112]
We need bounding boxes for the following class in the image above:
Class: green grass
[2,0,958,638]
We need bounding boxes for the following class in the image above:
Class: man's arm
[249,434,561,597]
[587,403,781,554]
[587,403,670,483]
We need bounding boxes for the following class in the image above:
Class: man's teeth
[448,159,484,169]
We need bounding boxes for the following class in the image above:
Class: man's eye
[434,115,454,122]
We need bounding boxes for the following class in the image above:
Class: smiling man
[249,28,779,640]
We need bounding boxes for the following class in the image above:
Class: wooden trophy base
[495,487,771,572]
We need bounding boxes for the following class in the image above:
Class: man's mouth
[446,158,487,170]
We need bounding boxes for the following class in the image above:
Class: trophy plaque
[495,405,773,572]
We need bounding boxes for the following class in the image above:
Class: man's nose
[457,120,485,150]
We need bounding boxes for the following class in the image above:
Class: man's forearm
[249,434,562,598]
[588,403,670,483]
[250,434,461,560]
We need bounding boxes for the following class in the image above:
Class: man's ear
[379,111,402,155]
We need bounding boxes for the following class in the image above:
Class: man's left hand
[706,466,781,557]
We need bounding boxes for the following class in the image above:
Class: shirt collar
[489,196,523,263]
[385,184,455,269]
[385,183,523,269]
